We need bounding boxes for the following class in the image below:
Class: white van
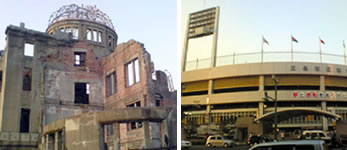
[301,130,331,144]
[250,140,327,150]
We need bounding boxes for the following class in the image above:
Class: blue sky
[182,0,347,65]
[0,0,177,88]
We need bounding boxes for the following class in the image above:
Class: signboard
[292,91,347,99]
[187,7,218,39]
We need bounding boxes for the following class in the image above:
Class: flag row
[262,35,346,48]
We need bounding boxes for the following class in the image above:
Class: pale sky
[0,0,177,88]
[182,0,347,66]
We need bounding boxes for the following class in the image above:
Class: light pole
[264,75,279,141]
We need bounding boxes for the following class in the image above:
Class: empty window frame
[93,30,98,42]
[24,43,34,57]
[155,93,163,107]
[127,101,141,107]
[74,52,86,66]
[126,58,140,87]
[112,72,117,94]
[59,28,65,32]
[65,27,71,33]
[20,108,30,133]
[65,27,79,39]
[127,101,142,130]
[87,29,92,40]
[75,83,89,104]
[98,31,102,43]
[105,124,114,136]
[72,27,79,39]
[108,36,113,47]
[0,71,2,92]
[23,68,32,91]
[105,72,117,97]
[106,74,112,97]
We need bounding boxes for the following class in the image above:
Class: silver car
[205,135,233,147]
[181,140,192,149]
[250,140,327,150]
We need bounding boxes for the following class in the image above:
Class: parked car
[248,135,274,147]
[205,135,233,147]
[250,140,328,150]
[181,140,192,149]
[300,130,331,144]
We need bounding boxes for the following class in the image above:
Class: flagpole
[261,35,264,63]
[291,35,293,62]
[319,36,322,63]
[344,40,346,65]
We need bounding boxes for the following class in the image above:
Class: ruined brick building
[0,4,176,150]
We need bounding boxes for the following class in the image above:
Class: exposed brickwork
[0,9,176,149]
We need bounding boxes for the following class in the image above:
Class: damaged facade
[0,4,176,150]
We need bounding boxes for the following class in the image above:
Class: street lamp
[263,75,279,141]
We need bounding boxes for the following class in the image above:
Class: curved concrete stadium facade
[182,61,347,138]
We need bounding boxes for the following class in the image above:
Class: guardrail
[185,51,347,71]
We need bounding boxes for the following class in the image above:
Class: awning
[255,107,341,122]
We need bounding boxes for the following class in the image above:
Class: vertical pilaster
[206,104,211,124]
[322,101,328,131]
[113,123,120,150]
[99,125,105,150]
[160,121,169,147]
[143,121,151,148]
[54,132,58,150]
[45,135,48,150]
[320,75,325,91]
[320,75,328,131]
[206,79,214,124]
[258,102,264,117]
[259,75,264,92]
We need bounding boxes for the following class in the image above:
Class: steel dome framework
[48,4,114,30]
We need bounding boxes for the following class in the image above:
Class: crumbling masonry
[0,4,176,150]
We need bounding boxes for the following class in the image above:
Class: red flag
[291,36,298,43]
[263,36,269,45]
[320,38,325,44]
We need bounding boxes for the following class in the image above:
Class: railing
[185,51,347,71]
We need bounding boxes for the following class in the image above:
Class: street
[185,145,347,150]
[186,145,249,150]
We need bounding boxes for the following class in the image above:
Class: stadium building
[181,7,344,142]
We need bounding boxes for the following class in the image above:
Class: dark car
[248,135,274,147]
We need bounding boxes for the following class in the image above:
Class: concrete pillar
[160,120,169,147]
[54,132,58,150]
[99,125,105,150]
[113,123,120,150]
[206,104,211,124]
[143,121,151,148]
[322,101,328,131]
[47,134,53,150]
[45,135,49,150]
[210,7,220,68]
[206,79,214,124]
[61,131,65,150]
[320,75,325,91]
[259,75,264,92]
[258,102,264,117]
[320,76,328,131]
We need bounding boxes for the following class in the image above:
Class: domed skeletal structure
[48,4,114,30]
